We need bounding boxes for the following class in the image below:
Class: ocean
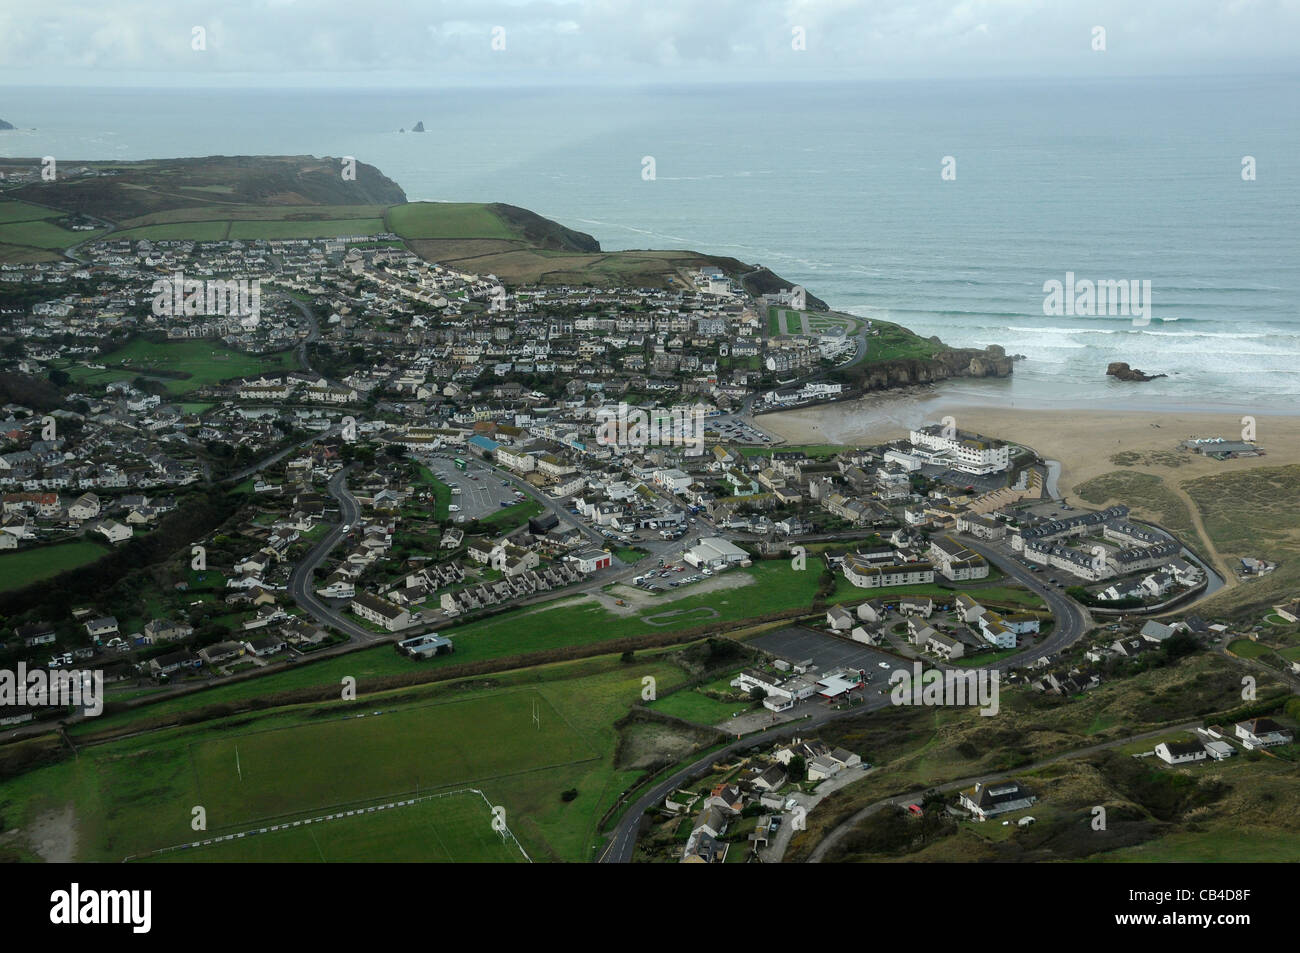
[3,76,1297,411]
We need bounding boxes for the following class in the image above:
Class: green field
[0,218,109,248]
[65,339,292,395]
[388,202,520,240]
[228,218,384,239]
[649,688,747,725]
[188,691,595,828]
[1227,638,1272,659]
[478,499,544,531]
[5,654,693,861]
[147,790,528,863]
[0,540,109,593]
[0,200,61,223]
[862,319,943,362]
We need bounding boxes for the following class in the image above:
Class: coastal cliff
[835,344,1014,392]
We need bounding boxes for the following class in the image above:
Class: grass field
[388,202,520,240]
[64,339,292,395]
[861,319,942,362]
[649,689,748,725]
[477,498,543,531]
[146,790,528,863]
[0,200,61,223]
[228,218,384,239]
[0,218,109,248]
[188,691,595,828]
[0,540,109,593]
[5,654,694,862]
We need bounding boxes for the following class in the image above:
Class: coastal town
[0,188,1295,869]
[1,1,1295,940]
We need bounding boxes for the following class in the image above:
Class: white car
[448,504,460,512]
[878,661,890,669]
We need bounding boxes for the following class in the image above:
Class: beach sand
[759,395,1300,495]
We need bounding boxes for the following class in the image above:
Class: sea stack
[1107,362,1167,382]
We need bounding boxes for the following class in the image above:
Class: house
[682,804,732,863]
[1140,620,1176,644]
[95,519,134,544]
[68,493,101,520]
[200,640,245,665]
[351,592,413,631]
[143,619,194,643]
[149,649,201,676]
[897,597,934,618]
[958,780,1036,820]
[244,634,287,657]
[84,616,119,639]
[1155,740,1207,765]
[826,606,853,631]
[1235,718,1294,749]
[17,622,57,647]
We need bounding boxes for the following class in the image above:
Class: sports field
[146,790,528,863]
[189,691,596,827]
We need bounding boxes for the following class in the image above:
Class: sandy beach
[759,392,1300,496]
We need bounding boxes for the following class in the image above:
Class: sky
[0,0,1298,87]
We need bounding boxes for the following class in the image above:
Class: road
[285,465,383,642]
[597,535,1093,863]
[804,719,1204,862]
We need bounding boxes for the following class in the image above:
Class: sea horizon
[3,74,1297,412]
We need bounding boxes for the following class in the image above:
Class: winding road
[597,537,1093,863]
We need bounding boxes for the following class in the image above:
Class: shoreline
[757,386,1300,497]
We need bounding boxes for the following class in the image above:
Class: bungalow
[1235,718,1294,749]
[244,634,288,657]
[958,780,1036,821]
[17,622,56,647]
[150,649,201,676]
[1141,620,1176,644]
[1155,740,1207,765]
[200,640,245,665]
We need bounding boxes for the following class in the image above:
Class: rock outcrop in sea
[1106,361,1167,382]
